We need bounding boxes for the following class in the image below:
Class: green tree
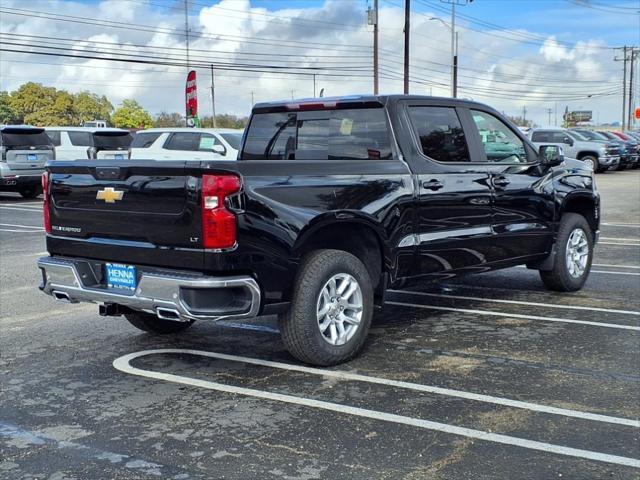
[9,82,58,124]
[112,99,153,129]
[25,90,76,126]
[154,111,184,127]
[200,114,247,129]
[0,91,19,124]
[73,91,113,125]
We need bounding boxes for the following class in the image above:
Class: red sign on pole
[185,70,198,121]
[635,107,640,120]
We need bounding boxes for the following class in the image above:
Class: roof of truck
[252,94,492,113]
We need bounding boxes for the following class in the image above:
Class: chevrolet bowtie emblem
[96,187,124,203]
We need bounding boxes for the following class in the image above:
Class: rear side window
[68,131,93,146]
[220,133,242,150]
[407,106,470,163]
[1,129,53,148]
[93,132,132,149]
[131,132,162,148]
[164,132,200,151]
[46,131,61,146]
[241,108,393,160]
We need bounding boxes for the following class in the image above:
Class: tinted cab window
[131,132,162,148]
[1,129,53,149]
[241,108,393,160]
[407,106,470,162]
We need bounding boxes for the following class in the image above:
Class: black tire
[581,155,599,173]
[279,249,374,366]
[539,213,593,292]
[124,311,194,334]
[19,186,41,199]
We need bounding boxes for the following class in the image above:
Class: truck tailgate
[46,160,204,269]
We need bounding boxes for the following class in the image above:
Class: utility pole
[546,108,552,126]
[291,89,295,100]
[450,1,455,97]
[403,0,410,94]
[452,31,458,98]
[628,48,638,129]
[615,46,628,130]
[554,102,558,126]
[184,0,190,70]
[368,0,379,94]
[522,105,527,125]
[251,91,254,106]
[313,74,317,97]
[210,65,216,128]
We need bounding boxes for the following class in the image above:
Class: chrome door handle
[422,179,444,191]
[492,176,510,188]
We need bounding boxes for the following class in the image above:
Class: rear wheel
[539,213,593,292]
[19,186,41,199]
[279,249,373,366]
[125,311,194,334]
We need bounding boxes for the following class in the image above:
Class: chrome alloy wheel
[582,158,595,170]
[316,273,363,346]
[566,228,589,278]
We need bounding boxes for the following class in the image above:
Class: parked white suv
[129,128,242,161]
[45,127,133,161]
[1,125,55,198]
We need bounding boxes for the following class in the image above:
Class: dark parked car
[597,131,638,169]
[37,95,600,365]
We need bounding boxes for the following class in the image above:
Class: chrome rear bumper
[37,256,261,322]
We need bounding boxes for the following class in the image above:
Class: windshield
[567,131,588,141]
[576,130,608,141]
[93,132,133,149]
[1,129,53,149]
[220,133,242,150]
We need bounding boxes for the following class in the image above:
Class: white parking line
[386,301,640,331]
[515,265,639,276]
[602,223,640,227]
[113,349,640,468]
[0,202,42,206]
[0,228,43,233]
[593,264,640,269]
[389,290,640,316]
[601,237,640,242]
[0,223,44,230]
[598,242,640,246]
[0,206,42,213]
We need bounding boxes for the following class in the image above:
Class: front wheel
[581,155,599,173]
[125,311,194,334]
[539,213,593,292]
[279,249,373,366]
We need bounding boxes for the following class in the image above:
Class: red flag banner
[185,70,198,119]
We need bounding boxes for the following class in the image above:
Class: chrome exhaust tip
[52,291,71,302]
[155,307,187,322]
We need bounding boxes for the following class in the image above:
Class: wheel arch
[576,151,599,160]
[293,213,389,292]
[559,192,599,234]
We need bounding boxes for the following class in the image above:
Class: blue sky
[1,0,638,125]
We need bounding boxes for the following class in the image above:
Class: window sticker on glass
[199,136,215,149]
[339,118,353,135]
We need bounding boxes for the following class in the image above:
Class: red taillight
[42,172,51,234]
[201,174,241,249]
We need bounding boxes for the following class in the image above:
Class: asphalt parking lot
[1,170,639,480]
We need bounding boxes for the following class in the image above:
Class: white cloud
[0,0,625,125]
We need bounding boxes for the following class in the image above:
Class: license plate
[106,263,137,290]
[114,154,124,160]
[27,154,37,161]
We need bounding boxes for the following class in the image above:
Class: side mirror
[539,145,564,166]
[211,144,226,155]
[562,136,574,146]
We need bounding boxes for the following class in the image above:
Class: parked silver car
[0,126,54,198]
[529,127,620,172]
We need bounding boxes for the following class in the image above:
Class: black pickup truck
[38,95,599,366]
